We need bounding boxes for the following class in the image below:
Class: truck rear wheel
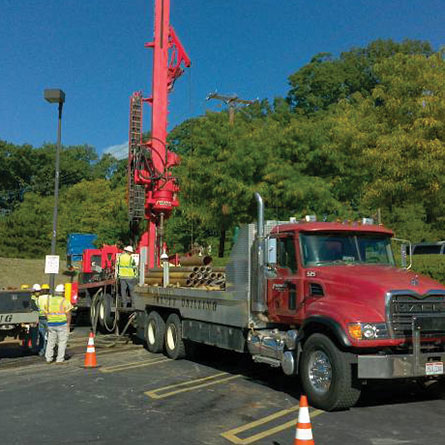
[98,294,115,333]
[90,298,98,327]
[300,333,361,411]
[145,311,165,353]
[165,313,186,360]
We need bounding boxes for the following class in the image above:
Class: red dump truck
[129,194,445,411]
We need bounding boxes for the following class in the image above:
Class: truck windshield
[300,233,395,267]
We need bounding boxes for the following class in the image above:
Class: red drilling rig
[128,0,190,270]
[65,0,190,331]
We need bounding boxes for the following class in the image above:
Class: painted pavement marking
[100,357,170,373]
[145,371,242,399]
[221,406,324,444]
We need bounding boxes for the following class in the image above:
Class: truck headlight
[348,323,388,340]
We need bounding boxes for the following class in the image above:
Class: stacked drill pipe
[145,262,226,289]
[179,255,212,266]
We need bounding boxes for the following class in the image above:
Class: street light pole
[44,89,65,295]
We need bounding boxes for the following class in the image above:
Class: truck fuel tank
[247,329,299,375]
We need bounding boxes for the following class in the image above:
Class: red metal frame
[82,245,121,273]
[129,0,190,268]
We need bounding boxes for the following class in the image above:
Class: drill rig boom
[128,0,190,269]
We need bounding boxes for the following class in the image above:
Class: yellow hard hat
[41,284,50,290]
[21,284,30,290]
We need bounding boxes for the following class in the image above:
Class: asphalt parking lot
[1,327,444,444]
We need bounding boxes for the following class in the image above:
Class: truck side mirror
[393,238,412,270]
[401,244,407,269]
[265,237,277,265]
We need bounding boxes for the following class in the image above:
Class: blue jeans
[120,278,137,304]
[38,318,48,356]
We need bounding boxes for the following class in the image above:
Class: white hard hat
[124,246,134,253]
[55,284,65,294]
[32,283,41,291]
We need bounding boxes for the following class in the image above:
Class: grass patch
[0,257,68,289]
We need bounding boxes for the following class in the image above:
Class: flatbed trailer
[133,225,257,354]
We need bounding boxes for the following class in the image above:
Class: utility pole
[44,88,65,295]
[206,92,256,257]
[206,92,256,125]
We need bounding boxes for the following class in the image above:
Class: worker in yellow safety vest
[37,284,50,357]
[116,246,137,307]
[44,284,73,364]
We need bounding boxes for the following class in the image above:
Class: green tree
[0,179,130,258]
[0,141,34,213]
[287,39,433,114]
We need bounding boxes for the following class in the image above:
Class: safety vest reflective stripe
[118,254,136,278]
[46,296,67,324]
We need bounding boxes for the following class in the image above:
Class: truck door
[267,234,299,322]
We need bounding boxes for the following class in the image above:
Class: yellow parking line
[145,372,242,399]
[68,340,89,346]
[221,406,324,445]
[100,357,170,373]
[95,347,141,357]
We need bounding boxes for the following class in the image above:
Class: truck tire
[98,294,114,333]
[300,333,361,411]
[145,311,165,353]
[164,313,186,360]
[90,298,98,327]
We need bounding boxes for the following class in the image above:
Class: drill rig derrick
[128,0,190,270]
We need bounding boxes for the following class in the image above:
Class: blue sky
[1,0,444,159]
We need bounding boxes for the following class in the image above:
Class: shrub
[410,254,445,285]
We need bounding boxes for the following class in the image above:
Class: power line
[206,91,257,125]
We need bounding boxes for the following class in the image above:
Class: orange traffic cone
[294,395,315,445]
[83,331,99,368]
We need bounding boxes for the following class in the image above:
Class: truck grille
[388,292,445,337]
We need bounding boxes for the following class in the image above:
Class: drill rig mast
[128,0,190,269]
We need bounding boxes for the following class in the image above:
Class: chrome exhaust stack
[252,193,266,313]
[255,192,264,239]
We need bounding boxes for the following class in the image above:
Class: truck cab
[262,220,445,409]
[267,222,397,326]
[68,245,122,330]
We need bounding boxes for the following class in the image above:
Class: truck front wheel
[164,313,186,360]
[300,333,361,411]
[145,311,165,353]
